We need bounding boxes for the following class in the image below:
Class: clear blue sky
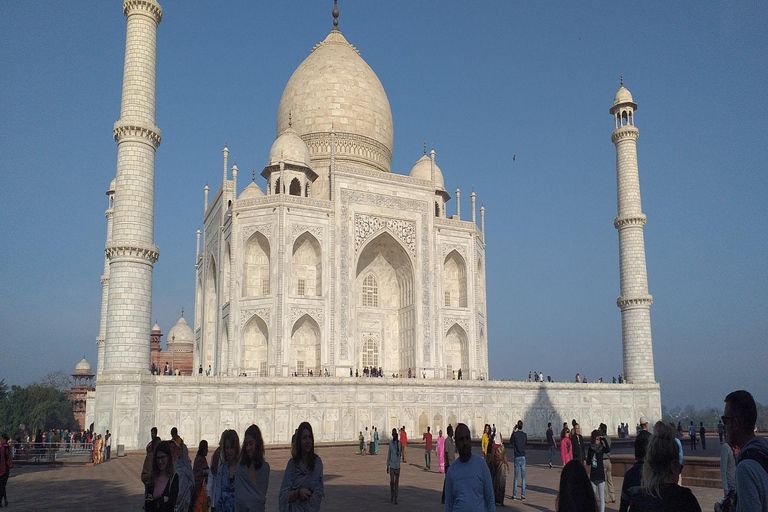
[1,1,766,410]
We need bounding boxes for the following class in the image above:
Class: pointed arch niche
[243,232,270,297]
[292,232,322,296]
[242,315,269,376]
[444,323,469,379]
[355,231,415,374]
[443,250,467,308]
[223,242,231,303]
[290,314,321,376]
[204,257,217,369]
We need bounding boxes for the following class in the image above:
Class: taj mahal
[87,0,661,450]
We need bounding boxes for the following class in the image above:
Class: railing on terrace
[11,442,93,463]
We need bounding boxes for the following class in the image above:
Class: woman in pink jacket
[560,425,573,466]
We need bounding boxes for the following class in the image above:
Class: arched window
[362,273,378,307]
[290,178,302,196]
[362,338,378,368]
[274,178,281,195]
[435,201,441,217]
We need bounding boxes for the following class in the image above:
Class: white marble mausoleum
[88,1,661,450]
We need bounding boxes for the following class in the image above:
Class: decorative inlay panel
[242,224,272,243]
[442,244,467,261]
[290,308,324,328]
[291,224,324,244]
[354,214,416,257]
[240,309,271,330]
[443,318,470,335]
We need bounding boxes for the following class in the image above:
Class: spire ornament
[333,0,339,29]
[423,140,427,155]
[620,75,624,87]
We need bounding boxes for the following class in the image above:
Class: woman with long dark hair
[556,460,596,512]
[236,424,270,512]
[144,441,179,512]
[212,429,240,512]
[279,422,323,511]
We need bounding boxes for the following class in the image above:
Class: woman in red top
[0,433,12,507]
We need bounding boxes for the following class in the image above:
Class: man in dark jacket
[571,423,585,466]
[511,420,528,500]
[619,433,649,512]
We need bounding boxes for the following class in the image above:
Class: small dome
[613,86,634,107]
[409,154,445,191]
[75,358,92,375]
[151,323,162,333]
[107,179,116,195]
[239,182,265,200]
[267,127,312,169]
[167,316,194,346]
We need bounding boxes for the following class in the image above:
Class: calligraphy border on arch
[443,317,470,335]
[339,189,431,363]
[291,224,324,245]
[290,307,324,328]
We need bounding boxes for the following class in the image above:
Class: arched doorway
[355,232,414,375]
[242,315,268,376]
[290,315,320,376]
[444,323,468,379]
[204,257,217,372]
[443,251,467,308]
[292,232,322,296]
[243,232,270,297]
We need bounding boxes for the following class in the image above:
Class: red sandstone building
[150,315,194,376]
[69,359,95,431]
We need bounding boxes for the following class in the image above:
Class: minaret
[610,79,655,383]
[456,186,461,219]
[96,180,116,377]
[103,0,163,373]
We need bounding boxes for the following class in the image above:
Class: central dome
[277,29,394,173]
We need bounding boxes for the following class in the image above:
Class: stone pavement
[6,444,724,511]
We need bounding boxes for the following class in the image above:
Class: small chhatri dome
[409,153,445,191]
[267,126,312,169]
[151,323,161,333]
[613,86,634,106]
[74,358,93,375]
[239,181,265,200]
[167,316,194,346]
[107,178,116,195]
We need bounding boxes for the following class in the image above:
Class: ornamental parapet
[105,242,159,264]
[113,120,162,148]
[614,214,646,229]
[617,295,653,309]
[234,194,333,211]
[95,337,104,347]
[123,0,163,24]
[434,216,481,233]
[611,126,639,144]
[100,275,109,285]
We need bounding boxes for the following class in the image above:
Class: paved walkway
[5,444,724,511]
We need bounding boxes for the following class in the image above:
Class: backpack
[718,446,768,512]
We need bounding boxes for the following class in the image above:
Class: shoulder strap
[740,448,768,474]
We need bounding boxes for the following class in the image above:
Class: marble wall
[92,374,661,451]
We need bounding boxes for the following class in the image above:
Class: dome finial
[620,75,624,87]
[333,0,339,29]
[423,140,427,155]
[288,110,292,128]
[252,167,256,182]
[181,307,184,318]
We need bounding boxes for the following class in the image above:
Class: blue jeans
[548,446,556,464]
[513,456,526,498]
[425,449,431,469]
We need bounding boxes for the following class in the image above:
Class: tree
[0,377,74,438]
